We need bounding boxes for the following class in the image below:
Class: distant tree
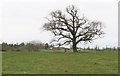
[112,46,117,51]
[19,42,25,46]
[45,43,49,49]
[25,43,39,51]
[95,45,100,51]
[87,46,90,50]
[24,41,45,51]
[2,42,8,51]
[43,5,104,52]
[29,40,44,49]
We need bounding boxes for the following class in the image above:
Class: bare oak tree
[43,5,104,52]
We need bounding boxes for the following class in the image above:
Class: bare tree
[43,5,104,52]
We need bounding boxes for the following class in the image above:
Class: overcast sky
[0,0,118,48]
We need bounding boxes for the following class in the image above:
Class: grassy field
[2,51,118,74]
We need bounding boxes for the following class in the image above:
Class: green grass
[0,52,2,74]
[2,51,118,74]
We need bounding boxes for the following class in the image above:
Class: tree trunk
[73,44,77,52]
[72,39,77,52]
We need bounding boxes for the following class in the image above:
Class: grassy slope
[2,51,118,74]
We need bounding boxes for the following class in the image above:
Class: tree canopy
[43,5,104,52]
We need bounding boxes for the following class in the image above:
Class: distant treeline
[0,41,52,52]
[0,41,119,52]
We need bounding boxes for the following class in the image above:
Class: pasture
[2,51,118,74]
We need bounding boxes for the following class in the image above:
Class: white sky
[0,0,118,48]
